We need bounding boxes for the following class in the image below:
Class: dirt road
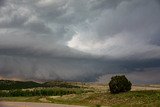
[0,102,86,107]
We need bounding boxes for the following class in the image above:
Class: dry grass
[132,85,160,91]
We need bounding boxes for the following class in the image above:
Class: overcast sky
[0,0,160,84]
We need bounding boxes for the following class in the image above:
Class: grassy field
[0,82,160,107]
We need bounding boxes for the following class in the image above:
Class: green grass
[0,96,41,102]
[83,90,160,106]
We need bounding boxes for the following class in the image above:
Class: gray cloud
[0,0,5,7]
[0,0,160,83]
[97,68,160,84]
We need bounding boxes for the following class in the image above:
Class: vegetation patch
[109,75,132,94]
[0,80,80,90]
[0,88,84,97]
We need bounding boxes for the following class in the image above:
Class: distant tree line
[43,81,80,88]
[0,80,80,90]
[0,80,41,90]
[0,88,84,97]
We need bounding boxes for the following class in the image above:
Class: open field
[1,82,160,107]
[132,85,160,91]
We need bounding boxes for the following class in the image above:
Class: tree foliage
[0,88,84,97]
[109,75,132,94]
[0,80,79,90]
[0,80,41,90]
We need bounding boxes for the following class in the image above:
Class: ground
[0,83,160,107]
[0,102,86,107]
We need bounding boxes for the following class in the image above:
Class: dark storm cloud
[0,0,160,83]
[89,0,130,10]
[0,0,5,7]
[0,55,159,82]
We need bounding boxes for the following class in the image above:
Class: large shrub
[109,75,132,94]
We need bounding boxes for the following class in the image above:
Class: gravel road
[0,102,86,107]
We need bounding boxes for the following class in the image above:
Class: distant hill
[0,80,42,90]
[0,80,80,90]
[43,81,80,88]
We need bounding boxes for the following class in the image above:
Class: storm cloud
[0,0,160,83]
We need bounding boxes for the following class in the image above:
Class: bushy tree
[109,75,132,94]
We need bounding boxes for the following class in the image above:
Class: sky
[0,0,160,84]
